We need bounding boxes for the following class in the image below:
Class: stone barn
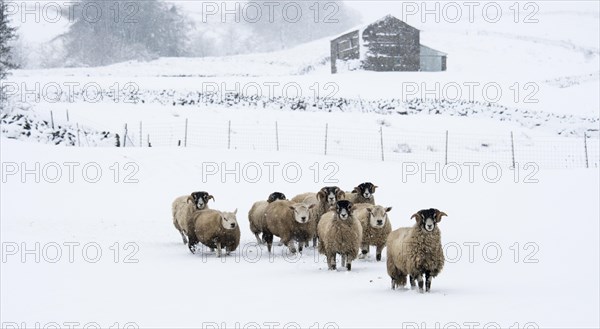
[420,45,447,71]
[330,15,447,73]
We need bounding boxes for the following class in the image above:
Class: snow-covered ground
[2,2,600,328]
[1,140,599,328]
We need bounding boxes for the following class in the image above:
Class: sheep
[353,203,392,261]
[386,208,447,292]
[248,192,287,244]
[263,200,315,254]
[291,186,345,247]
[344,182,377,205]
[189,209,240,257]
[172,191,214,244]
[317,200,362,271]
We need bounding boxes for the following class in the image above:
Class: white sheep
[386,208,447,292]
[248,192,287,244]
[172,191,214,244]
[190,209,240,257]
[292,186,345,247]
[317,200,362,271]
[263,200,314,254]
[353,203,392,261]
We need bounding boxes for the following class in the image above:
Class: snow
[1,139,598,328]
[2,3,600,328]
[8,7,600,117]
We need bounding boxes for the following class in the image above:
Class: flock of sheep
[171,183,448,292]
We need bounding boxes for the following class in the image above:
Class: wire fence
[115,118,599,169]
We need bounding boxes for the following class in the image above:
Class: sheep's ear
[385,207,392,213]
[366,207,373,213]
[411,212,422,221]
[308,204,316,210]
[435,211,447,222]
[352,186,360,193]
[233,208,238,215]
[289,206,296,212]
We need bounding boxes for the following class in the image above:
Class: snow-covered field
[1,140,599,328]
[2,1,600,328]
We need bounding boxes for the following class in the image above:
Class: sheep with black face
[248,192,287,244]
[317,200,362,271]
[345,182,377,205]
[172,191,214,244]
[386,208,447,292]
[291,186,345,247]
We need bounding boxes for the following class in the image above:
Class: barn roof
[420,44,447,56]
[330,15,420,42]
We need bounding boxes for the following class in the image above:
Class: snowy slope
[1,139,598,328]
[9,5,600,118]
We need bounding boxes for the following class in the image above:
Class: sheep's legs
[174,221,187,244]
[340,254,346,268]
[416,275,424,293]
[359,244,369,259]
[327,253,336,270]
[187,236,198,254]
[179,231,188,244]
[215,242,222,257]
[285,239,297,254]
[425,272,432,292]
[409,275,416,289]
[298,241,304,254]
[346,255,352,271]
[254,233,262,245]
[312,236,318,248]
[375,245,384,261]
[263,232,274,253]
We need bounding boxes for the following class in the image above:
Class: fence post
[445,130,449,165]
[66,109,69,122]
[76,123,81,147]
[584,133,589,168]
[184,118,188,147]
[379,126,384,161]
[123,124,128,147]
[275,121,280,151]
[510,131,516,168]
[324,123,328,155]
[139,121,143,147]
[50,110,55,129]
[227,120,231,150]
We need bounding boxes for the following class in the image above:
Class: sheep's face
[336,200,354,220]
[267,192,287,203]
[354,182,377,200]
[318,186,345,206]
[411,208,447,232]
[289,204,314,224]
[367,206,392,228]
[191,191,214,210]
[220,209,238,230]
